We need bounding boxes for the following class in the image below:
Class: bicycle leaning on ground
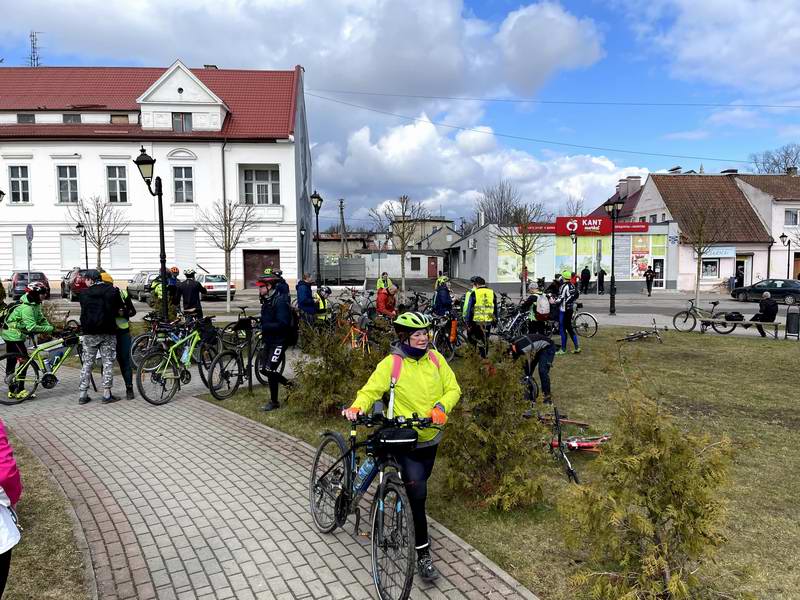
[310,409,440,600]
[538,407,611,484]
[617,318,667,343]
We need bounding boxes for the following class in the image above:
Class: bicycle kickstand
[353,507,363,537]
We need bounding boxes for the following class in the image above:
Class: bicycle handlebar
[349,413,436,429]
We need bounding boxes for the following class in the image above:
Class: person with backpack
[343,312,460,583]
[78,270,122,405]
[519,282,551,335]
[178,269,205,317]
[0,418,22,596]
[102,273,137,400]
[257,273,293,412]
[555,273,580,355]
[508,332,557,416]
[465,276,497,357]
[296,273,316,325]
[432,278,452,317]
[0,282,53,401]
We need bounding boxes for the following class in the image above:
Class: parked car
[731,278,800,304]
[60,267,103,301]
[127,270,161,302]
[6,271,51,300]
[196,273,236,300]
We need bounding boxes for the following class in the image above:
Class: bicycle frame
[155,329,202,379]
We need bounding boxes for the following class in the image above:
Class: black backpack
[285,307,300,348]
[80,286,117,334]
[0,301,22,329]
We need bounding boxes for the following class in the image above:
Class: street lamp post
[310,191,324,286]
[604,198,625,315]
[780,232,792,279]
[299,226,307,276]
[75,222,89,269]
[570,231,577,273]
[134,146,169,322]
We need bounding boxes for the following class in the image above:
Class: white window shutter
[174,230,196,270]
[60,235,81,270]
[110,235,130,269]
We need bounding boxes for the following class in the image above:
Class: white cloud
[456,126,497,155]
[662,129,709,141]
[706,107,765,128]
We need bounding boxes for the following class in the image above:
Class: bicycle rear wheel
[433,328,456,361]
[309,432,350,534]
[711,321,737,334]
[196,341,219,388]
[136,350,179,406]
[371,475,415,600]
[573,312,598,338]
[0,353,40,405]
[207,350,244,400]
[672,311,697,332]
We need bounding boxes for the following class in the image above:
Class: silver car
[196,274,236,299]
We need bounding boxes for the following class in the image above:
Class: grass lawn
[4,432,88,600]
[200,327,798,599]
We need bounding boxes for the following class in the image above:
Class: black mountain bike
[310,412,439,600]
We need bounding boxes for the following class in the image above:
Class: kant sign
[519,217,650,235]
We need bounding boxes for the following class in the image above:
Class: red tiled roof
[651,174,770,243]
[588,187,642,219]
[737,174,800,200]
[0,66,300,139]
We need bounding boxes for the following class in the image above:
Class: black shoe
[126,388,135,400]
[282,380,295,389]
[416,549,439,582]
[78,396,92,405]
[102,395,121,404]
[261,403,280,412]
[542,394,553,405]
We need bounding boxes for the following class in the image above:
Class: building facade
[0,60,313,288]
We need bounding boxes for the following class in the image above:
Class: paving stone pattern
[3,367,538,600]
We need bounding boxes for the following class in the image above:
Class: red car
[7,271,51,300]
[60,268,98,301]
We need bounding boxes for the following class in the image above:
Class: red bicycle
[538,407,611,484]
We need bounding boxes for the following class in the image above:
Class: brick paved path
[4,366,538,600]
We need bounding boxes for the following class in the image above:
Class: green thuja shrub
[440,347,550,511]
[560,390,734,599]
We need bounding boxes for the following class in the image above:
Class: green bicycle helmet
[393,311,432,334]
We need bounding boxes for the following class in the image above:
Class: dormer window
[17,114,34,124]
[172,113,192,133]
[63,114,82,124]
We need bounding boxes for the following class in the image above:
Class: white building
[0,60,313,288]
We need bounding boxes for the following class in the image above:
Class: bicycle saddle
[709,300,720,306]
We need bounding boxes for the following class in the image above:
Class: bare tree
[473,180,523,226]
[491,200,550,298]
[198,200,258,313]
[560,195,586,216]
[678,197,729,304]
[370,195,429,294]
[750,143,800,173]
[66,196,130,269]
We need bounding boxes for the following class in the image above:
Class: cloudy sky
[2,0,799,229]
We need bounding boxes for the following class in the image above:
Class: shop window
[701,259,720,279]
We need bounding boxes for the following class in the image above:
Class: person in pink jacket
[0,419,22,596]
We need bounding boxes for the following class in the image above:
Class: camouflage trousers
[80,334,116,394]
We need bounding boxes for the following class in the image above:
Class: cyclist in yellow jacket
[343,311,460,582]
[464,275,497,357]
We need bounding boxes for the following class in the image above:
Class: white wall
[363,253,443,279]
[630,176,671,221]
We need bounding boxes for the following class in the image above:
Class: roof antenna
[28,31,43,67]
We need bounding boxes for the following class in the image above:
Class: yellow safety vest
[472,287,495,322]
[314,293,329,321]
[377,277,393,290]
[116,289,130,330]
[462,289,474,318]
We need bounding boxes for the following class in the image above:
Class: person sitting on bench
[751,291,779,337]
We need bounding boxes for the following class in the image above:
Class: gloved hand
[431,404,447,425]
[342,406,362,421]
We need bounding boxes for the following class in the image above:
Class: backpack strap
[391,354,403,383]
[427,350,440,369]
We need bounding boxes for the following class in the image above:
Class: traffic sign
[25,224,33,242]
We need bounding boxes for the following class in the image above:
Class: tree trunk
[96,246,102,269]
[694,252,702,305]
[400,244,407,299]
[520,255,527,300]
[225,250,232,314]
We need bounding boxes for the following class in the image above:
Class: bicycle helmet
[100,272,114,284]
[184,268,196,277]
[25,281,47,294]
[273,269,283,277]
[318,286,332,297]
[394,311,432,334]
[262,267,273,275]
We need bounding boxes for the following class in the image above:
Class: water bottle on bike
[353,456,375,492]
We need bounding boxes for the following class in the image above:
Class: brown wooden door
[427,257,438,278]
[243,250,280,289]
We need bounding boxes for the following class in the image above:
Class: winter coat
[296,281,316,316]
[0,294,54,342]
[432,285,453,316]
[376,288,397,318]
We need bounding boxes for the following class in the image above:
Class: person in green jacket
[343,311,461,583]
[376,272,393,291]
[1,282,54,400]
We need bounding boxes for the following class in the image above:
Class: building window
[411,257,421,271]
[649,214,657,223]
[111,114,129,124]
[701,259,720,279]
[639,216,646,222]
[63,114,82,124]
[172,113,192,133]
[462,250,467,263]
[9,166,30,203]
[242,168,280,205]
[173,167,194,203]
[106,166,127,203]
[57,165,79,203]
[17,114,34,124]
[785,209,799,226]
[661,213,666,222]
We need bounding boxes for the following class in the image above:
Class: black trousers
[580,281,589,294]
[4,341,28,394]
[262,342,289,406]
[750,313,774,337]
[397,444,439,549]
[467,322,490,358]
[646,280,654,295]
[597,280,605,293]
[0,548,11,597]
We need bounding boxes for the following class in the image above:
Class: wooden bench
[698,318,782,339]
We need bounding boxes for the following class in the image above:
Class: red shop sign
[518,223,556,234]
[615,221,650,233]
[555,216,612,236]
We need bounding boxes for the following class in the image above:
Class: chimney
[203,64,219,69]
[478,211,485,227]
[618,178,628,199]
[721,169,738,175]
[626,175,642,195]
[787,166,798,176]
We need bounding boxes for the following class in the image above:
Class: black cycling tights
[397,444,439,550]
[0,548,11,597]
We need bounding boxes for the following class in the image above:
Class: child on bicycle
[1,282,54,400]
[343,312,461,582]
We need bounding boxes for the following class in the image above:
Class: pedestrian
[78,270,122,405]
[644,266,656,296]
[270,269,290,298]
[580,266,591,295]
[377,285,398,319]
[434,270,448,290]
[555,273,580,354]
[0,418,22,596]
[177,269,205,317]
[464,276,497,358]
[295,273,316,325]
[432,278,452,317]
[509,332,557,416]
[596,267,607,295]
[313,286,332,324]
[750,291,779,338]
[257,273,292,411]
[736,265,745,289]
[0,282,54,401]
[519,282,551,335]
[377,272,394,291]
[102,273,137,400]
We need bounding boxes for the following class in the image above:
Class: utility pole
[28,31,42,67]
[338,198,350,257]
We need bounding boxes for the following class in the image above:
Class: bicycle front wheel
[672,311,697,332]
[207,350,244,400]
[432,328,455,361]
[573,312,598,338]
[0,353,40,405]
[372,474,415,600]
[136,350,179,406]
[196,341,219,388]
[711,321,737,335]
[309,432,350,534]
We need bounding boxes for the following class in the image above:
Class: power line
[305,92,752,164]
[308,88,800,110]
